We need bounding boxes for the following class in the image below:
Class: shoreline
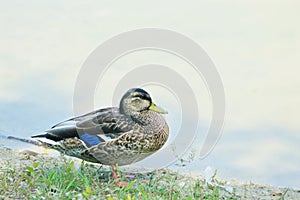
[0,146,299,199]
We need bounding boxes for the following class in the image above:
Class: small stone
[223,185,234,193]
[271,191,282,196]
[20,150,39,156]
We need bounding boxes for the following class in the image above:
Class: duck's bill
[149,102,168,114]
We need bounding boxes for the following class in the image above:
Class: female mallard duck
[32,88,169,167]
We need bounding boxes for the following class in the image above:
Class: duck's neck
[130,110,158,126]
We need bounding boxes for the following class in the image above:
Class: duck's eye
[132,94,150,101]
[131,98,140,103]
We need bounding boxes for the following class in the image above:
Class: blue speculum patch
[80,133,101,147]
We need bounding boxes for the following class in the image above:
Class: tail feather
[6,135,98,163]
[37,138,99,163]
[7,136,43,146]
[31,126,79,142]
[31,132,63,142]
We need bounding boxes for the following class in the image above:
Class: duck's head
[119,88,168,116]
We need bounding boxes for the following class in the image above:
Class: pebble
[20,150,39,156]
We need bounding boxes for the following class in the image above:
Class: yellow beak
[149,102,168,114]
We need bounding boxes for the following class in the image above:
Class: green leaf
[124,181,135,191]
[86,186,92,194]
[82,192,89,199]
[26,166,34,173]
[70,161,75,168]
[33,162,39,168]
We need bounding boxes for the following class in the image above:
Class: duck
[32,88,169,170]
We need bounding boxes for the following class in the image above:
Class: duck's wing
[32,107,134,147]
[75,108,135,147]
[50,107,115,128]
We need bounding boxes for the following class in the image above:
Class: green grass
[0,156,239,200]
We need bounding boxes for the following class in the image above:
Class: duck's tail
[7,136,43,146]
[36,137,99,163]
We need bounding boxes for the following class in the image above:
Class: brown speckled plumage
[33,88,169,166]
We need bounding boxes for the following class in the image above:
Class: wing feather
[33,107,136,147]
